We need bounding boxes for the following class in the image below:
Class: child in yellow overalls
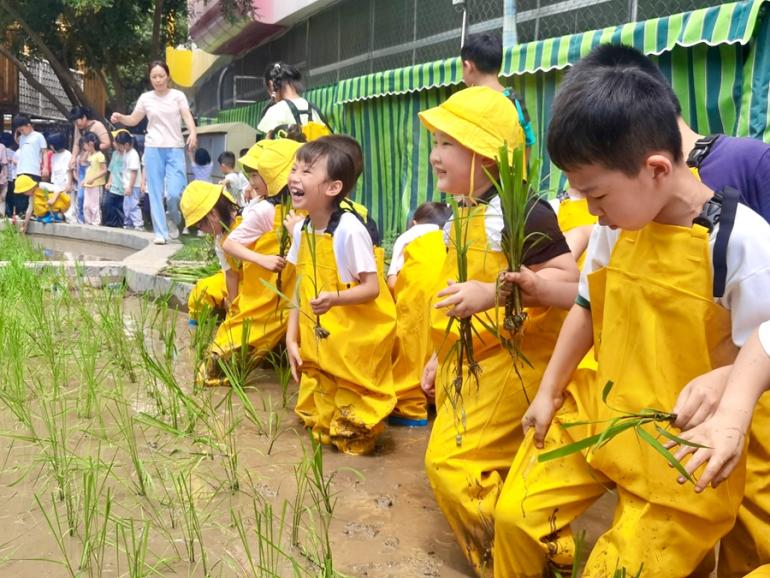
[285,135,397,456]
[194,139,301,385]
[418,86,578,575]
[493,58,770,577]
[181,181,241,328]
[15,174,71,233]
[387,201,452,426]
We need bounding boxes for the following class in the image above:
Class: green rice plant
[218,351,266,436]
[302,227,330,339]
[117,518,152,578]
[218,390,241,492]
[0,318,36,435]
[538,381,704,483]
[262,395,284,455]
[172,468,209,574]
[276,190,293,294]
[162,262,221,283]
[290,451,310,549]
[439,197,479,446]
[303,434,336,576]
[34,493,78,577]
[190,305,219,391]
[551,530,587,578]
[78,454,114,575]
[0,223,45,260]
[109,397,150,496]
[73,326,106,419]
[264,348,293,408]
[95,286,137,383]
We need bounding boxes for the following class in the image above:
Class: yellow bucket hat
[111,128,130,139]
[180,181,235,227]
[418,86,524,160]
[14,174,38,194]
[238,139,302,197]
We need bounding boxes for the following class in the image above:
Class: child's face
[18,125,32,136]
[288,156,341,213]
[429,130,491,198]
[198,211,221,236]
[219,163,231,174]
[565,161,668,230]
[84,141,95,153]
[245,169,268,198]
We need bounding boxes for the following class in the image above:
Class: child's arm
[387,275,397,292]
[22,198,34,233]
[224,269,239,306]
[311,271,379,315]
[286,308,302,382]
[669,323,770,492]
[222,237,287,272]
[522,303,594,447]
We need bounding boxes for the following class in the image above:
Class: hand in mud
[666,409,748,492]
[258,254,287,273]
[673,366,731,430]
[421,354,438,401]
[521,388,564,448]
[499,267,541,307]
[435,280,495,318]
[310,291,336,315]
[286,339,303,382]
[284,210,304,235]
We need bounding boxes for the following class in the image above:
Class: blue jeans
[143,146,187,240]
[77,164,86,223]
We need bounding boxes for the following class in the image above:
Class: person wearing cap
[14,174,71,232]
[181,181,241,326]
[194,139,301,386]
[417,86,577,574]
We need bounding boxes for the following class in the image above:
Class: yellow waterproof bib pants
[202,206,297,385]
[425,203,566,575]
[390,230,447,424]
[746,565,770,578]
[293,228,397,455]
[33,189,71,217]
[494,221,744,578]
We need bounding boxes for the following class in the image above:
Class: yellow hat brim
[14,175,37,194]
[419,106,514,161]
[181,181,235,227]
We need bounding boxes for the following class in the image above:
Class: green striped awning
[336,0,767,104]
[502,0,768,75]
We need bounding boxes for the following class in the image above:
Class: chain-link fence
[17,59,83,121]
[196,0,730,117]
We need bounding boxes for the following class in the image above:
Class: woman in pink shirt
[111,61,197,244]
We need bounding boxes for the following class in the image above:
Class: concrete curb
[0,221,195,306]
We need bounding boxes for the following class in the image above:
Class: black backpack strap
[283,100,306,126]
[687,134,721,169]
[712,186,739,299]
[325,202,380,246]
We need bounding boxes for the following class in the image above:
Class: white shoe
[167,219,180,240]
[134,226,144,231]
[153,237,167,245]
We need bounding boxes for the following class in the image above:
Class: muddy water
[28,234,136,261]
[0,292,625,578]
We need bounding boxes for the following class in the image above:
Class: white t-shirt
[17,131,47,176]
[759,321,770,356]
[133,89,190,148]
[287,212,377,284]
[443,194,504,251]
[227,200,275,246]
[257,98,323,135]
[214,235,230,272]
[123,149,142,191]
[578,204,770,347]
[50,150,72,191]
[10,150,19,180]
[387,223,440,277]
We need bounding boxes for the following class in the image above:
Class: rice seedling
[291,453,310,549]
[537,381,704,483]
[74,327,106,419]
[34,493,78,577]
[117,518,152,578]
[109,396,150,496]
[78,454,114,575]
[276,192,293,294]
[551,530,587,578]
[172,468,209,574]
[303,227,330,339]
[261,395,284,455]
[95,286,137,383]
[439,197,478,446]
[302,435,337,575]
[264,348,293,408]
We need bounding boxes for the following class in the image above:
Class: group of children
[175,37,770,578]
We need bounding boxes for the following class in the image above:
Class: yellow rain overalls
[390,229,447,425]
[425,201,567,575]
[746,566,770,578]
[493,220,745,578]
[555,197,596,268]
[33,188,70,218]
[719,391,770,577]
[293,212,397,455]
[201,200,296,385]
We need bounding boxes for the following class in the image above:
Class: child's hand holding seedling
[435,279,496,318]
[672,366,731,430]
[256,254,287,273]
[310,291,336,315]
[284,210,305,235]
[499,267,540,306]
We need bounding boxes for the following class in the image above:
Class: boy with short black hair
[493,58,770,577]
[461,32,536,151]
[218,150,248,206]
[11,114,47,217]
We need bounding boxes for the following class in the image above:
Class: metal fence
[196,0,728,117]
[17,59,83,121]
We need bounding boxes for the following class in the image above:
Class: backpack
[284,100,332,141]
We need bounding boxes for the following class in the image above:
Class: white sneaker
[153,237,167,245]
[167,219,180,240]
[134,226,144,231]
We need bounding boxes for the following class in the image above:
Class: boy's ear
[646,153,673,182]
